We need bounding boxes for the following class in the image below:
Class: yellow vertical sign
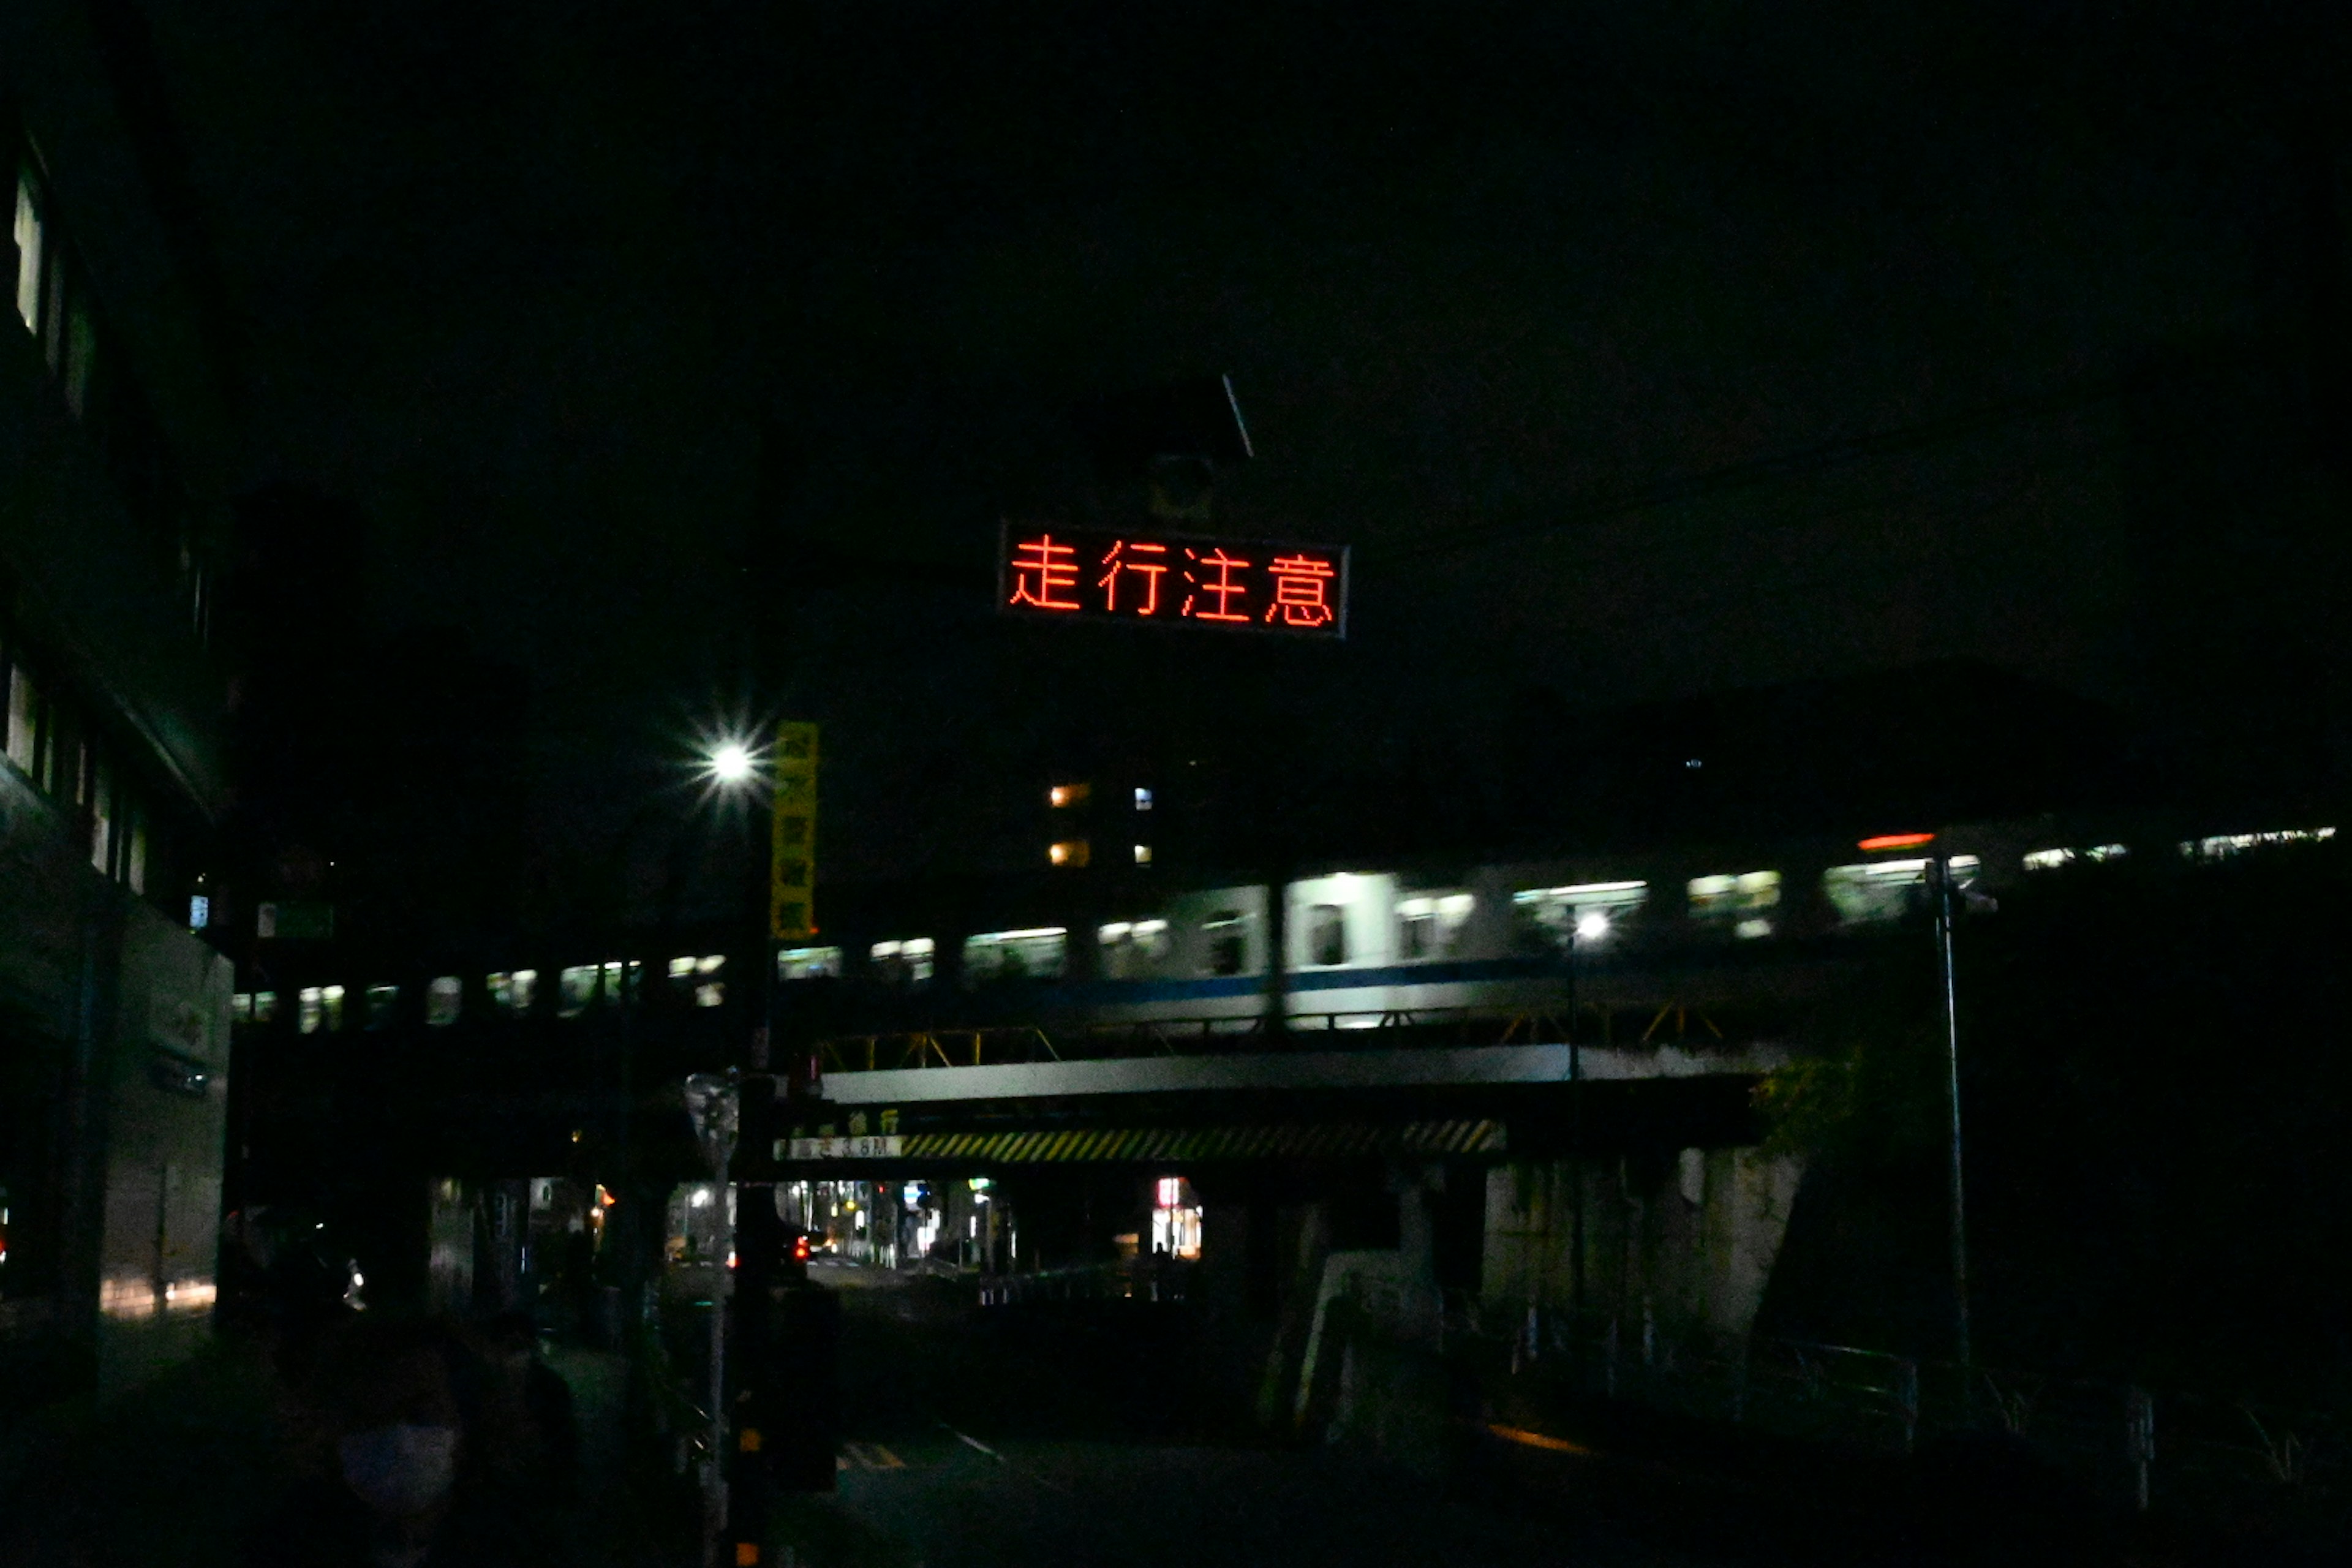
[770,721,818,940]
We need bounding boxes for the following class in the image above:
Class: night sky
[123,3,2352,884]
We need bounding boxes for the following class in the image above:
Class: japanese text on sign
[1000,525,1348,638]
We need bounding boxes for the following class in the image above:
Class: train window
[778,946,843,981]
[488,970,538,1016]
[870,938,935,986]
[425,977,462,1027]
[232,992,253,1023]
[1513,882,1646,951]
[1203,911,1250,976]
[1688,871,1782,939]
[252,989,279,1025]
[1823,857,1979,925]
[1304,904,1349,967]
[1099,919,1172,979]
[298,986,323,1034]
[2179,827,2334,862]
[559,965,601,1017]
[668,954,725,1007]
[963,928,1068,984]
[1398,893,1474,960]
[364,985,400,1030]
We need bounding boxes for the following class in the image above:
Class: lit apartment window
[1398,893,1474,960]
[963,927,1068,984]
[1049,839,1090,867]
[869,938,935,986]
[1134,786,1153,810]
[1133,843,1152,865]
[777,946,843,981]
[1048,782,1092,808]
[425,977,462,1027]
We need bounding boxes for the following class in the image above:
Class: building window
[1048,782,1091,808]
[365,985,400,1030]
[1512,881,1646,951]
[1048,839,1090,867]
[963,927,1068,984]
[425,976,462,1027]
[869,938,934,986]
[1132,843,1152,865]
[1134,786,1153,811]
[1398,893,1474,961]
[488,970,538,1016]
[1202,911,1250,976]
[1303,903,1349,967]
[1688,871,1782,939]
[1152,1176,1202,1261]
[777,946,843,981]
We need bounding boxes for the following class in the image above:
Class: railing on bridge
[812,1003,1742,1074]
[976,1258,1194,1306]
[1464,1301,2346,1524]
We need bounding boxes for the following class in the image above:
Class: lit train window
[252,990,279,1025]
[1202,911,1250,976]
[963,928,1068,984]
[1823,857,1978,926]
[364,985,400,1030]
[870,938,935,986]
[1099,919,1171,979]
[1688,872,1781,939]
[1303,904,1348,967]
[559,966,601,1017]
[425,977,461,1027]
[778,946,843,981]
[488,970,538,1016]
[1513,882,1646,951]
[1397,893,1473,960]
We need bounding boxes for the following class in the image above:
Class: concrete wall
[1483,1145,1804,1356]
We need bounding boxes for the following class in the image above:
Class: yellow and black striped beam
[894,1119,1505,1163]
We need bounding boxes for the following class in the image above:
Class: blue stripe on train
[1037,956,1564,1009]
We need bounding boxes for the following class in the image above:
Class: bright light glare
[1575,912,1610,940]
[710,743,755,783]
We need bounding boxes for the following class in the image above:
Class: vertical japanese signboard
[999,524,1348,638]
[770,722,818,941]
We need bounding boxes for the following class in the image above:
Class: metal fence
[1468,1301,2347,1523]
[814,1008,1586,1072]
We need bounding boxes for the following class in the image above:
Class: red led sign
[1000,525,1349,638]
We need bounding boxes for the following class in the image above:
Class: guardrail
[1467,1302,2346,1523]
[814,1007,1602,1072]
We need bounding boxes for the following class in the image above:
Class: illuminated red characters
[1262,552,1337,628]
[1097,538,1169,615]
[1001,524,1346,637]
[1006,532,1082,611]
[1181,546,1253,622]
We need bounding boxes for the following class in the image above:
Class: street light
[707,741,757,787]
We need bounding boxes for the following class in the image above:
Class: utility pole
[1932,856,1972,1376]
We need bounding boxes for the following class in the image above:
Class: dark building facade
[0,7,236,1400]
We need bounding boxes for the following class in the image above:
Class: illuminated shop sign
[1000,524,1349,639]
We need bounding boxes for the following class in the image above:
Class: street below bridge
[766,1262,2165,1568]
